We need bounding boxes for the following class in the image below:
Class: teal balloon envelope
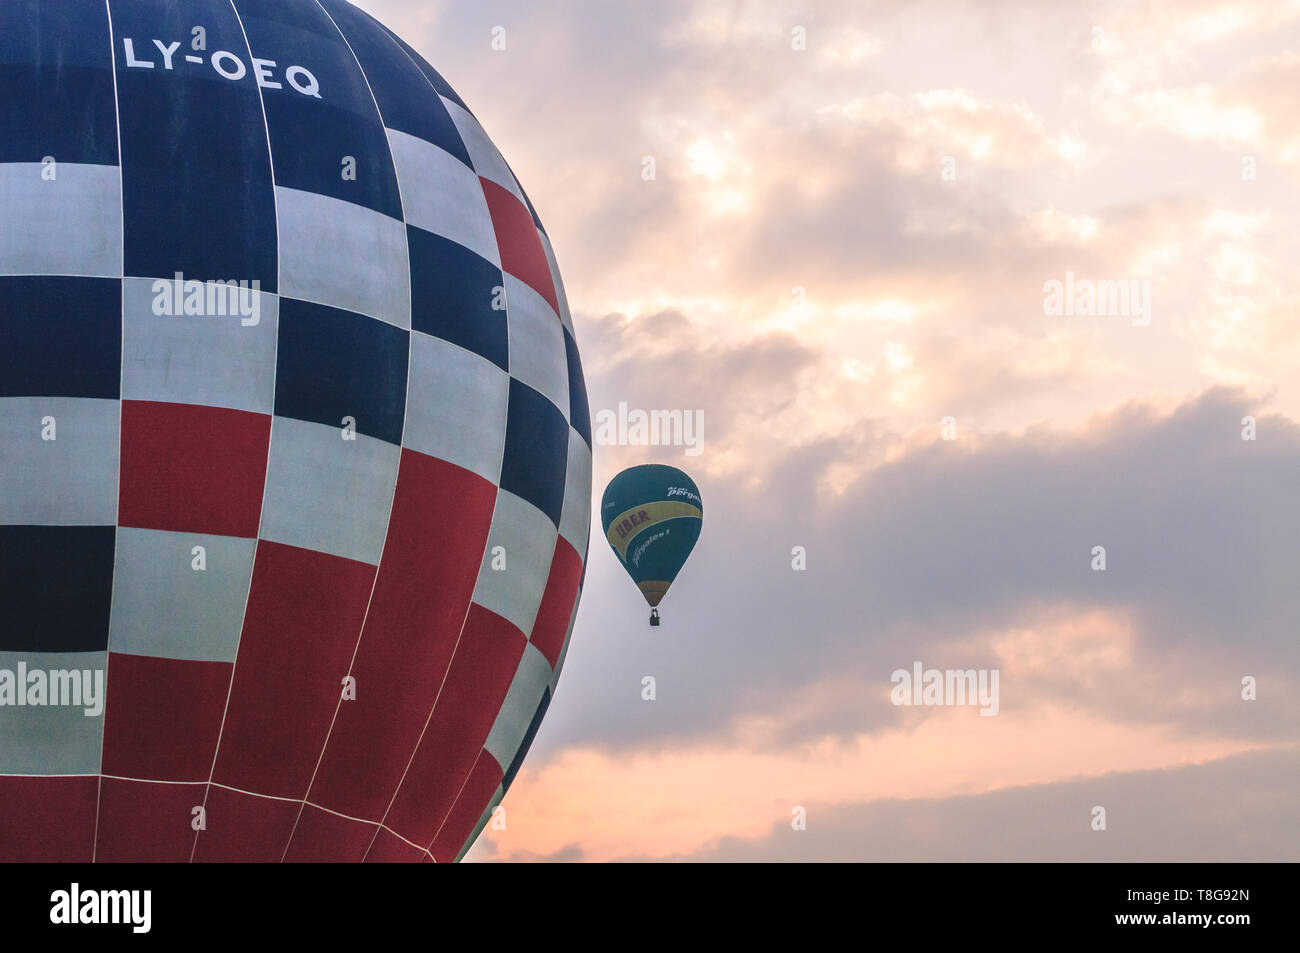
[600,465,702,623]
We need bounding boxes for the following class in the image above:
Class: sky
[352,0,1300,861]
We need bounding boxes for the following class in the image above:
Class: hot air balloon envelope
[601,464,702,613]
[0,0,591,863]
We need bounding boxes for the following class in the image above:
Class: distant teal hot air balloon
[601,465,703,626]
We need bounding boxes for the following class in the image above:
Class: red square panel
[102,653,232,781]
[481,177,559,316]
[119,400,270,537]
[364,826,428,862]
[529,536,583,668]
[192,785,301,862]
[95,777,205,862]
[0,776,97,862]
[282,804,377,862]
[383,603,525,847]
[211,541,375,799]
[308,449,496,821]
[431,749,504,862]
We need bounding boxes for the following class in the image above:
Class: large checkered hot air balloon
[0,0,590,862]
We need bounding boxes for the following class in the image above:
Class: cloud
[582,309,819,470]
[662,745,1300,862]
[545,386,1299,758]
[471,703,1289,861]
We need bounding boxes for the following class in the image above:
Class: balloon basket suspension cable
[649,608,660,627]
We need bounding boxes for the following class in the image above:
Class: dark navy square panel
[0,0,118,164]
[0,526,116,652]
[275,298,409,446]
[408,225,507,371]
[501,379,569,527]
[234,0,402,218]
[563,328,591,448]
[371,14,473,113]
[110,0,277,289]
[502,688,550,793]
[315,0,470,168]
[0,277,120,399]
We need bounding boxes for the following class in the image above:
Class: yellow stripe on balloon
[604,500,703,559]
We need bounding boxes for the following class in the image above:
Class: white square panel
[505,274,569,420]
[260,417,400,566]
[386,128,500,268]
[404,331,509,484]
[0,162,121,278]
[470,489,557,636]
[440,98,526,206]
[109,527,256,663]
[276,186,411,329]
[0,650,106,774]
[122,277,279,415]
[0,396,119,526]
[557,428,592,557]
[539,231,573,334]
[483,641,551,769]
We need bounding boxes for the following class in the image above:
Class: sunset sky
[354,0,1299,861]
